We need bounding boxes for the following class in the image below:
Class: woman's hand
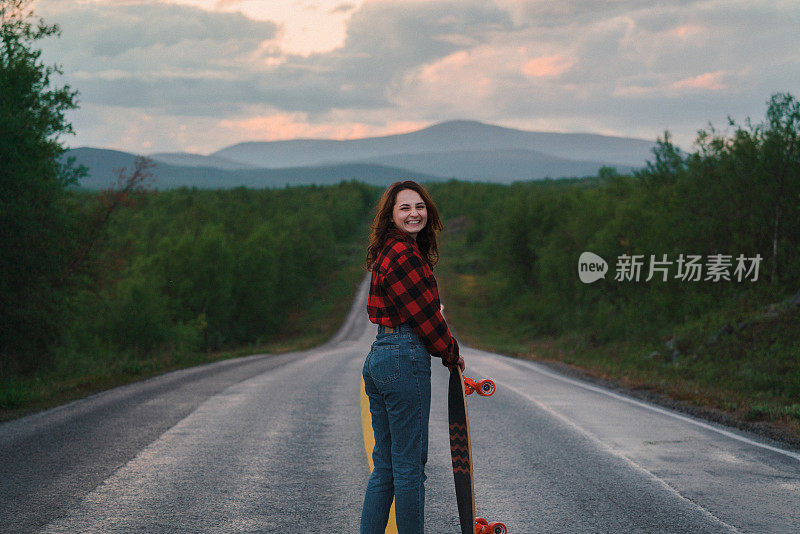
[446,355,465,372]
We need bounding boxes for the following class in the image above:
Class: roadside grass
[0,260,366,423]
[438,271,800,443]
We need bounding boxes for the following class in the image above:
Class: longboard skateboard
[448,367,507,534]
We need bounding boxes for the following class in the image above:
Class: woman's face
[392,188,427,239]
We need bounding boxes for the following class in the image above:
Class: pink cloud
[416,51,471,84]
[669,23,705,38]
[614,70,729,98]
[521,55,573,78]
[218,113,427,141]
[671,71,727,91]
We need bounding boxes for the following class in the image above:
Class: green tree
[0,0,83,372]
[760,93,800,284]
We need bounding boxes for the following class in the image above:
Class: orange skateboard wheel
[476,379,495,396]
[475,518,506,534]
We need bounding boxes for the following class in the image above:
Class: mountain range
[65,120,658,190]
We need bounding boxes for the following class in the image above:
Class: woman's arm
[384,249,460,367]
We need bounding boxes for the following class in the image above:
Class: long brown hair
[366,180,443,269]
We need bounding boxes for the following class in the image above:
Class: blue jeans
[361,323,432,534]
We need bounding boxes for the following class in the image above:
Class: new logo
[578,252,608,283]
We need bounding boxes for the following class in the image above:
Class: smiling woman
[362,180,463,533]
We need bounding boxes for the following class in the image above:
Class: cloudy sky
[34,0,800,155]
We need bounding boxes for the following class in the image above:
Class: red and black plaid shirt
[367,230,459,366]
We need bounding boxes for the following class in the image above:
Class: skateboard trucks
[463,376,496,397]
[475,517,507,534]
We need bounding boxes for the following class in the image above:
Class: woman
[361,180,465,533]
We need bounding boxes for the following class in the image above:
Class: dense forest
[0,181,376,413]
[84,182,375,355]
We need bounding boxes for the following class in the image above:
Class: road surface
[1,277,798,532]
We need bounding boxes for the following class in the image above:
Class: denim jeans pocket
[367,343,400,384]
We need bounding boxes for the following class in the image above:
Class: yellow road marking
[361,376,398,533]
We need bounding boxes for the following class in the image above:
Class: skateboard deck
[448,367,506,534]
[448,366,476,534]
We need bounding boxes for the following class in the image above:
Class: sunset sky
[33,0,800,155]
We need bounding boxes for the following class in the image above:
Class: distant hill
[149,152,256,170]
[365,148,634,181]
[64,121,659,189]
[212,120,657,171]
[63,148,438,190]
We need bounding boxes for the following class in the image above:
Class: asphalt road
[1,276,798,533]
